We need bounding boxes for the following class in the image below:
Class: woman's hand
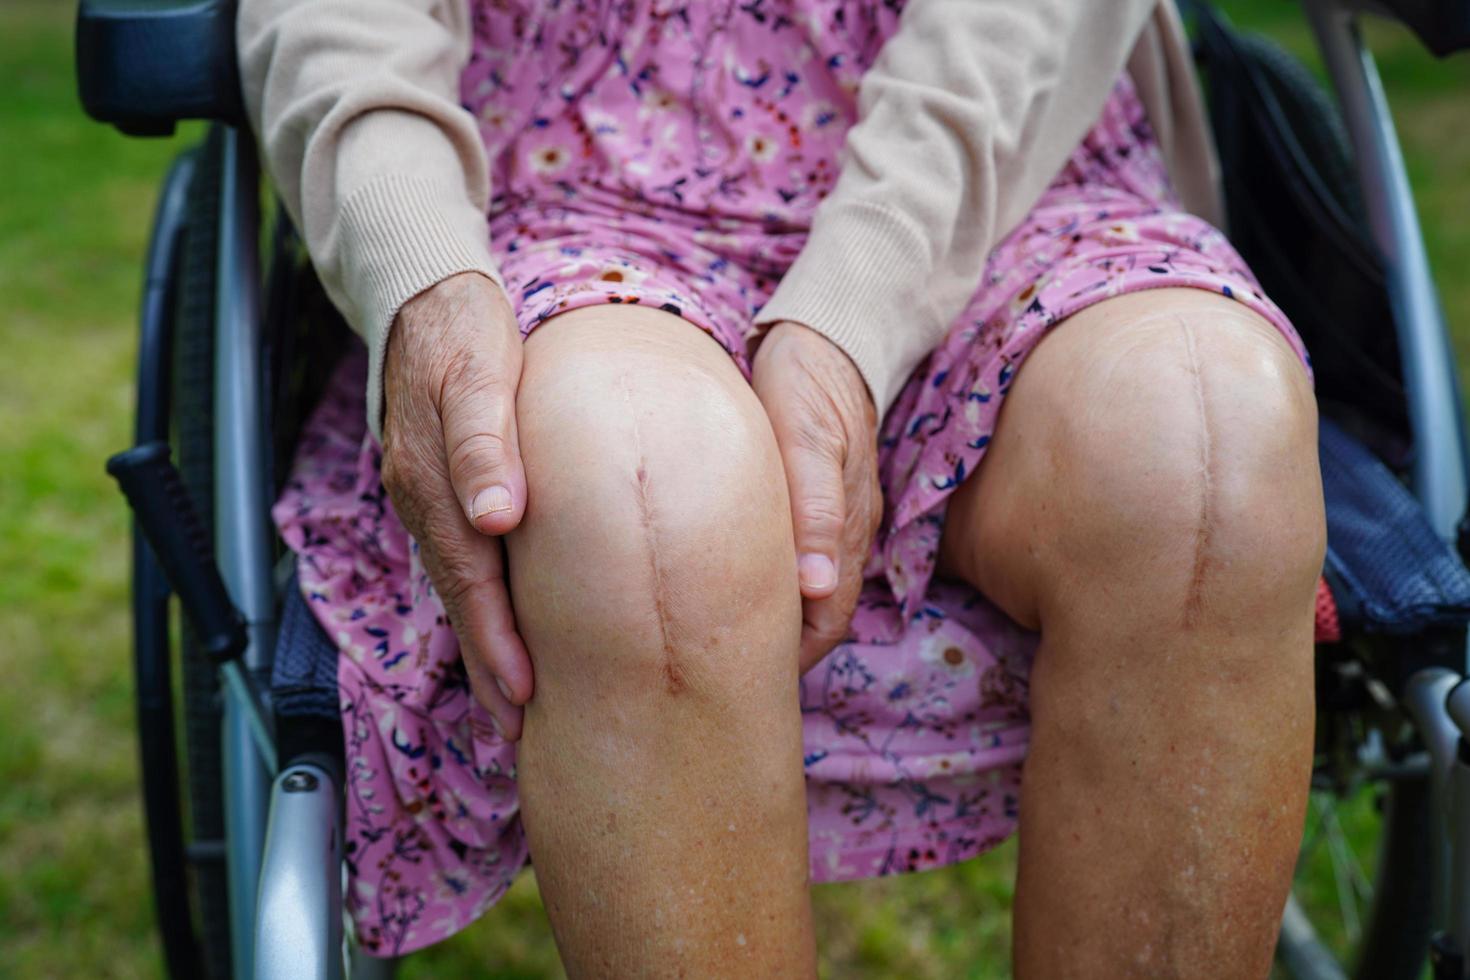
[752,322,882,673]
[381,272,532,740]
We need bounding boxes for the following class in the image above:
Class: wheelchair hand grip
[107,442,247,663]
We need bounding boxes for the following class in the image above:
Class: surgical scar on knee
[1179,320,1216,628]
[620,375,686,695]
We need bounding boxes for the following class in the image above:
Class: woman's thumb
[440,364,526,536]
[785,442,846,600]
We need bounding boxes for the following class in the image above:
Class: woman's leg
[505,305,815,977]
[938,289,1324,977]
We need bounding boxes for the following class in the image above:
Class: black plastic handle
[76,0,244,136]
[107,442,247,663]
[1371,0,1470,57]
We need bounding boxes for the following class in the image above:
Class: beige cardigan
[239,0,1220,436]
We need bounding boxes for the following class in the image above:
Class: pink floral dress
[272,0,1310,957]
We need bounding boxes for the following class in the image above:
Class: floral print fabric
[272,1,1309,956]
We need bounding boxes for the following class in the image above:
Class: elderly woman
[243,0,1323,973]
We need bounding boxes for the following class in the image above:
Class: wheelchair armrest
[76,0,244,137]
[1366,0,1470,56]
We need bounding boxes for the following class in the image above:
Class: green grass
[0,0,1465,975]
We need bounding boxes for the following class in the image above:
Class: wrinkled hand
[382,272,531,740]
[752,322,882,673]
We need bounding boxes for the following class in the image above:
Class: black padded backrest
[1195,5,1413,455]
[76,0,244,136]
[1369,0,1470,56]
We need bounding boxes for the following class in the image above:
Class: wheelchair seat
[272,575,340,721]
[270,576,347,769]
[1320,415,1470,636]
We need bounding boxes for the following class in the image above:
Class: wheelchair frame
[1299,4,1470,971]
[77,0,1470,976]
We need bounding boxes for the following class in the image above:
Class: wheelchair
[75,0,1470,976]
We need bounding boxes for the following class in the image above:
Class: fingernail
[798,553,837,592]
[495,676,514,703]
[470,485,513,521]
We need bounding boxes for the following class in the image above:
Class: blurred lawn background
[1,0,1466,976]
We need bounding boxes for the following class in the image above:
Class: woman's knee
[506,307,801,705]
[978,292,1325,627]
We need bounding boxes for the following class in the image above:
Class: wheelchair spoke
[1296,785,1377,958]
[1323,805,1366,945]
[1328,807,1373,905]
[1299,791,1334,861]
[1287,696,1431,975]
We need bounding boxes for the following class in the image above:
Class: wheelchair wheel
[173,127,233,980]
[1277,658,1433,980]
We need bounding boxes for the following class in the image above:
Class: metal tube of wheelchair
[1445,680,1470,977]
[254,758,343,980]
[1450,757,1470,978]
[1404,668,1462,933]
[1305,5,1470,969]
[221,660,279,775]
[1303,0,1470,552]
[213,123,276,980]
